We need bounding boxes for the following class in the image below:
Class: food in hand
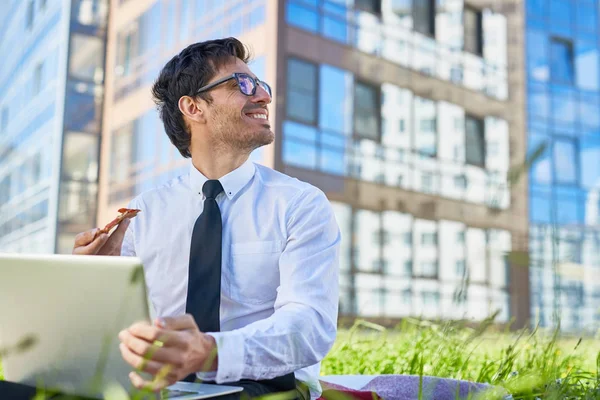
[94,208,141,239]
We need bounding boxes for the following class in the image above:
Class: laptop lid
[0,253,150,398]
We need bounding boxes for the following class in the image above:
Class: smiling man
[73,38,340,399]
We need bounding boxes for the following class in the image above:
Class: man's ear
[179,96,207,124]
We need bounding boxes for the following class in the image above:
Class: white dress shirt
[120,160,340,399]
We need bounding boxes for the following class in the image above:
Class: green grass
[321,318,600,399]
[2,317,599,399]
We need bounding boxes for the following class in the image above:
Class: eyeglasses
[196,73,272,98]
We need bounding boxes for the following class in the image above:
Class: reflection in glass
[550,38,574,84]
[579,136,600,189]
[530,194,552,224]
[283,120,318,143]
[464,6,482,55]
[320,65,352,134]
[413,0,435,36]
[72,0,108,27]
[576,2,597,33]
[527,29,549,81]
[465,115,485,167]
[286,1,319,32]
[551,86,576,125]
[575,41,599,91]
[64,82,102,133]
[553,140,578,184]
[69,34,104,83]
[58,181,98,226]
[320,147,346,175]
[579,93,600,128]
[286,59,317,124]
[555,195,581,224]
[283,139,317,169]
[63,132,99,182]
[354,81,380,140]
[549,0,572,35]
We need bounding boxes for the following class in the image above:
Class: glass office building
[0,0,529,326]
[526,0,600,332]
[101,0,529,327]
[280,0,528,326]
[0,0,108,254]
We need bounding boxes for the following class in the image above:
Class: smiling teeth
[250,114,267,120]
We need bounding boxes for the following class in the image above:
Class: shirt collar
[189,159,256,200]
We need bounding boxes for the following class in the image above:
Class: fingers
[128,371,172,393]
[126,321,186,349]
[74,229,101,247]
[73,230,109,255]
[156,314,198,331]
[118,329,183,367]
[108,218,131,244]
[119,343,176,379]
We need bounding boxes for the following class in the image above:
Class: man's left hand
[118,314,218,392]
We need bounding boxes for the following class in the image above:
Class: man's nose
[252,84,271,104]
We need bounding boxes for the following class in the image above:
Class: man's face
[200,58,273,152]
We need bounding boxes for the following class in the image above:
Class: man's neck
[191,150,249,180]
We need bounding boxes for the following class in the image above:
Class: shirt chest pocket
[227,240,284,304]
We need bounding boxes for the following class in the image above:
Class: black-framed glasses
[196,73,272,98]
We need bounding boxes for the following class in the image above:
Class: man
[76,38,339,399]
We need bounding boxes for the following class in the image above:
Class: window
[422,291,440,305]
[465,115,485,167]
[457,231,465,243]
[404,260,413,275]
[456,260,466,277]
[286,59,318,124]
[354,82,380,140]
[116,30,137,77]
[421,261,438,277]
[69,33,105,82]
[34,62,43,95]
[413,0,435,37]
[550,38,574,84]
[0,175,10,205]
[554,140,578,184]
[464,7,483,55]
[26,0,35,30]
[399,119,405,133]
[355,0,381,14]
[421,232,437,245]
[1,107,8,133]
[454,174,467,189]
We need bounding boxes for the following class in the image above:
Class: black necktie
[186,179,223,333]
[183,179,296,391]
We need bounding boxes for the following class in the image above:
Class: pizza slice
[94,208,141,239]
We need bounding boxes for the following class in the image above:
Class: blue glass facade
[526,0,600,331]
[0,0,70,254]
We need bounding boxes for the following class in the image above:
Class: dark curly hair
[151,38,252,158]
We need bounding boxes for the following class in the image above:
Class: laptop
[0,253,243,399]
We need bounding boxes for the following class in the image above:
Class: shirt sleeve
[203,187,340,383]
